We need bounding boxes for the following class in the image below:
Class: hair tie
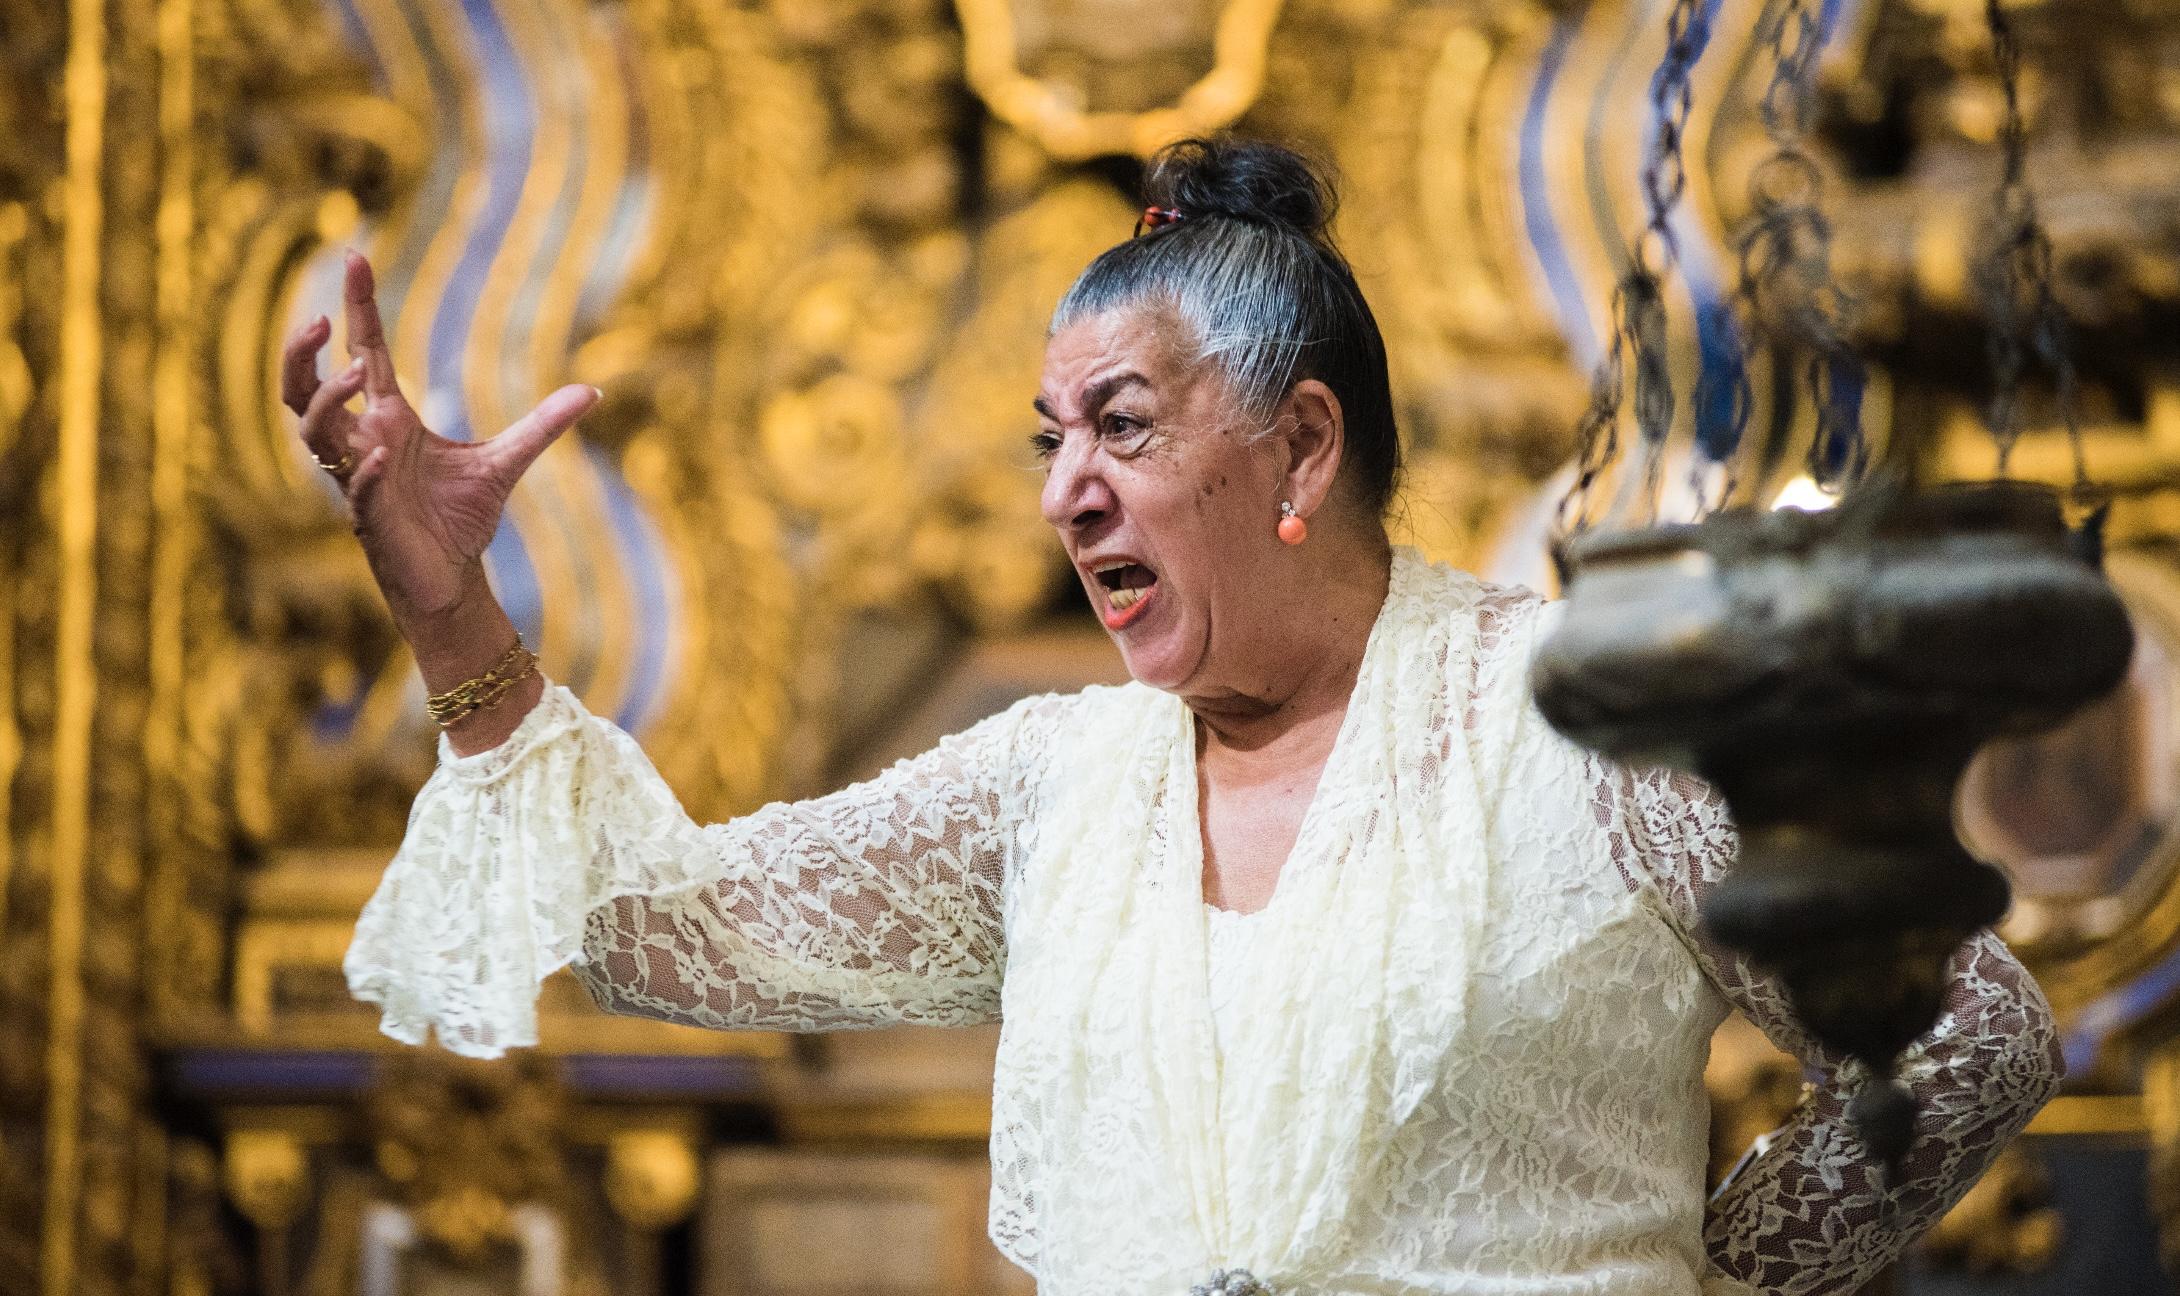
[1135,205,1185,236]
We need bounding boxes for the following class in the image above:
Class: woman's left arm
[1620,762,2065,1295]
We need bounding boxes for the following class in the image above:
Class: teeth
[1109,587,1139,611]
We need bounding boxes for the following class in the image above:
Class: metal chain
[1639,0,1704,275]
[1975,0,2089,494]
[1556,0,1710,542]
[1724,0,1868,497]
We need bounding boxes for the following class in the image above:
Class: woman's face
[1035,304,1298,695]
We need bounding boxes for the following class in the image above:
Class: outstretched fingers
[281,315,332,416]
[343,250,404,404]
[346,445,392,519]
[298,357,368,468]
[479,384,602,484]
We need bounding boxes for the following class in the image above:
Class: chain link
[1556,0,1711,545]
[1561,0,2098,549]
[1975,0,2089,498]
[1725,0,1868,496]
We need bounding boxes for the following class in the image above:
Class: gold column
[42,0,108,1289]
[147,0,195,1029]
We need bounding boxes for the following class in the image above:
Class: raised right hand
[282,251,599,628]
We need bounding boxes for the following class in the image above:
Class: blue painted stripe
[422,0,548,640]
[1520,14,1599,369]
[500,9,588,407]
[1643,0,1738,463]
[580,176,654,327]
[1820,0,1850,42]
[587,442,678,729]
[425,0,535,420]
[330,0,374,68]
[327,0,462,327]
[166,1047,766,1098]
[2065,938,2180,1077]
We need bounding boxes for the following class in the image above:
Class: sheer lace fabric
[347,551,2059,1295]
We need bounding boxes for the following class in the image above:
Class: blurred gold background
[2,0,2178,1292]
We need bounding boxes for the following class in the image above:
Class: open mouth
[1090,561,1159,629]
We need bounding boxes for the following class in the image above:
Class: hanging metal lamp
[1528,0,2133,1168]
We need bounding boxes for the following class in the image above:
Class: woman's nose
[1040,440,1117,532]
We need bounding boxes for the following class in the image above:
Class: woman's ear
[1279,378,1345,519]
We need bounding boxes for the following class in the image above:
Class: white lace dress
[346,552,2061,1296]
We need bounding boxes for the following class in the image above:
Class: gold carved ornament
[954,0,1287,160]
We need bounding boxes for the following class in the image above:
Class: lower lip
[1101,581,1157,631]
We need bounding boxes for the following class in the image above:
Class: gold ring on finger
[315,448,356,476]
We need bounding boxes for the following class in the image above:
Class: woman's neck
[1187,534,1393,764]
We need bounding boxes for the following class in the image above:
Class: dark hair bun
[1142,137,1338,244]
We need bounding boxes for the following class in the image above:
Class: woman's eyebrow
[1032,371,1151,421]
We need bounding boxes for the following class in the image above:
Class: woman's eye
[1102,414,1151,449]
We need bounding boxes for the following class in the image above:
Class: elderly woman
[301,139,2058,1295]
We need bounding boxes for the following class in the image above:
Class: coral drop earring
[1278,501,1308,545]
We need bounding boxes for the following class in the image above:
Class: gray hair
[1049,138,1401,516]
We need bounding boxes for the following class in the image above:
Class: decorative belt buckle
[1191,1269,1273,1296]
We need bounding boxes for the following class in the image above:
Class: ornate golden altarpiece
[1,0,2177,1291]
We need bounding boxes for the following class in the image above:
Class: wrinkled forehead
[1036,301,1214,420]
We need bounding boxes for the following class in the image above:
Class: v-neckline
[1168,549,1409,920]
[1180,671,1375,921]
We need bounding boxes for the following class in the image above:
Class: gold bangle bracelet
[425,634,539,728]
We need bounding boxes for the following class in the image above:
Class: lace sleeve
[1615,762,2064,1295]
[345,680,1064,1059]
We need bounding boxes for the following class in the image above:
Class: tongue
[1118,564,1156,591]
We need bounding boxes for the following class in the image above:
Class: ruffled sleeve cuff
[344,681,654,1058]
